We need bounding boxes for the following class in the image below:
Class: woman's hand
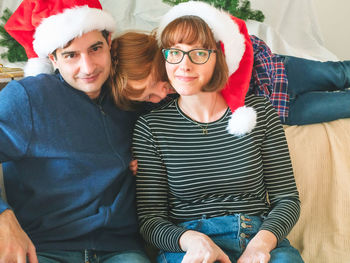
[237,230,277,263]
[180,230,231,263]
[237,244,270,263]
[129,159,138,175]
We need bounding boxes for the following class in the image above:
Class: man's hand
[180,230,231,263]
[129,159,138,176]
[0,209,38,263]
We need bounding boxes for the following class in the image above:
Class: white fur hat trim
[33,5,116,57]
[24,57,54,77]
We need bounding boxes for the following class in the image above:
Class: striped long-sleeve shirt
[133,95,300,252]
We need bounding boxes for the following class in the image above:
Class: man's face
[49,30,111,99]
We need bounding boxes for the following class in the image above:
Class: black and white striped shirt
[133,95,300,252]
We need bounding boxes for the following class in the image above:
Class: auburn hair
[109,31,160,110]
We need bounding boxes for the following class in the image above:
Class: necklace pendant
[202,128,208,135]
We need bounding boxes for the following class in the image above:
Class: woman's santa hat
[5,0,116,77]
[157,1,256,136]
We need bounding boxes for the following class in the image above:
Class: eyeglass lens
[163,49,212,64]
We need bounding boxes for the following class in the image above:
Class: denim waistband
[178,214,263,239]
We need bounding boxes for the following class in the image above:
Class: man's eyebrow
[60,41,105,56]
[89,41,104,49]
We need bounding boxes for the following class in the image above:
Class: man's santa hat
[157,1,256,136]
[5,0,116,77]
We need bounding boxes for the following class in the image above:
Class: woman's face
[165,43,216,97]
[127,73,175,103]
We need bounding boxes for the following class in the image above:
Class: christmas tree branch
[0,8,27,63]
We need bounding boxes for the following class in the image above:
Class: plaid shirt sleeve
[249,35,289,122]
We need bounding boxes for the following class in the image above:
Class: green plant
[162,0,265,22]
[0,8,28,62]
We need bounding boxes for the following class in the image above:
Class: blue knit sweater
[0,73,143,251]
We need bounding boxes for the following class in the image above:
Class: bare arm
[0,209,38,263]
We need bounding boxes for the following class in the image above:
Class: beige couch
[1,119,349,262]
[285,118,350,263]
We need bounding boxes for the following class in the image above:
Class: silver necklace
[179,94,217,135]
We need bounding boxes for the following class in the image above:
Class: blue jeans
[282,56,350,125]
[37,249,151,263]
[157,214,303,263]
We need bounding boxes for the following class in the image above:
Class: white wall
[1,0,349,60]
[312,0,350,60]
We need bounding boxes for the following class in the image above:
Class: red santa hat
[157,1,256,136]
[5,0,116,77]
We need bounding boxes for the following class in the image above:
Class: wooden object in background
[0,64,24,90]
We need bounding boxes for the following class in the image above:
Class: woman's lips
[175,75,197,82]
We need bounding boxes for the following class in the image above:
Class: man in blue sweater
[0,0,150,262]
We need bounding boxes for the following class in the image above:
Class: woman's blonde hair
[158,15,229,92]
[109,32,160,110]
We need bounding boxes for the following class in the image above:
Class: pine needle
[0,8,28,63]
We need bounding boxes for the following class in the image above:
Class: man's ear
[48,53,57,68]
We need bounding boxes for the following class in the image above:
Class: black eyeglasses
[162,48,217,64]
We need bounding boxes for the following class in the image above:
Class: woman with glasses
[132,2,304,263]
